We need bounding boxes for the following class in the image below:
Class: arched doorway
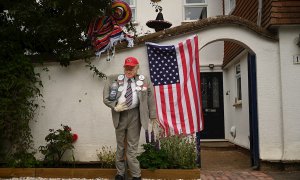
[199,30,276,168]
[200,39,259,168]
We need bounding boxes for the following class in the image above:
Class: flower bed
[1,128,201,179]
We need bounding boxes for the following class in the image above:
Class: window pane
[230,0,236,8]
[122,0,135,21]
[185,7,207,20]
[236,64,240,74]
[131,8,135,21]
[212,77,220,108]
[123,0,134,5]
[201,78,207,108]
[186,0,206,3]
[237,77,242,100]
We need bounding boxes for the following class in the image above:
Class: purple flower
[145,130,149,143]
[151,130,155,143]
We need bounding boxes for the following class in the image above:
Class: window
[184,0,207,21]
[230,0,236,9]
[224,0,236,15]
[235,64,242,101]
[123,0,136,22]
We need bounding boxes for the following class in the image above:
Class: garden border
[0,168,200,179]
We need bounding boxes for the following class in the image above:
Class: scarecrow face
[113,7,124,19]
[124,65,138,78]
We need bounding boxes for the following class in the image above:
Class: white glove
[114,102,129,112]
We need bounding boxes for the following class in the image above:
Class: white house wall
[134,0,223,35]
[254,38,283,161]
[223,51,250,149]
[200,41,224,69]
[278,26,300,160]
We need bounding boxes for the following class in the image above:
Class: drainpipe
[257,0,262,26]
[222,0,225,15]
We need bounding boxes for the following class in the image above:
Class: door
[200,72,224,139]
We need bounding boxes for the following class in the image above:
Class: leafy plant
[7,151,39,168]
[39,124,77,166]
[137,143,169,170]
[138,135,197,169]
[96,146,116,168]
[160,135,197,169]
[0,55,42,164]
[85,60,107,79]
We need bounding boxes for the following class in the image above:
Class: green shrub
[96,146,116,168]
[160,135,197,169]
[39,124,76,166]
[137,143,169,170]
[0,55,42,164]
[7,151,39,168]
[138,135,197,169]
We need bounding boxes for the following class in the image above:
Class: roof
[116,15,278,51]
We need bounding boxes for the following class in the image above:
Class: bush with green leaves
[39,124,76,166]
[137,143,169,170]
[0,55,42,165]
[7,151,40,168]
[138,135,197,169]
[160,135,197,169]
[96,146,116,168]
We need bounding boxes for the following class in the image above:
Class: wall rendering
[223,51,250,149]
[278,26,300,160]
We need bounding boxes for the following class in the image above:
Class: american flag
[146,35,204,135]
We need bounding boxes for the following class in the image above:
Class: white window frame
[225,0,236,15]
[235,63,242,103]
[183,0,208,22]
[123,0,136,23]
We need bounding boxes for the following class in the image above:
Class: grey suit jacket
[103,74,157,130]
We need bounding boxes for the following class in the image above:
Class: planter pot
[0,168,200,179]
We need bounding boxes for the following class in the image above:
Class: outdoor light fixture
[208,64,215,69]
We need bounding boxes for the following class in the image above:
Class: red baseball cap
[124,56,139,67]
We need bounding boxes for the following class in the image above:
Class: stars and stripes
[146,35,204,135]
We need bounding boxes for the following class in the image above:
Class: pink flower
[72,133,78,142]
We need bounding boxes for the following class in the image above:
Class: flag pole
[196,131,201,168]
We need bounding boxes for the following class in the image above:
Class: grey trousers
[115,107,141,177]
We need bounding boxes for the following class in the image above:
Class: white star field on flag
[147,45,180,86]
